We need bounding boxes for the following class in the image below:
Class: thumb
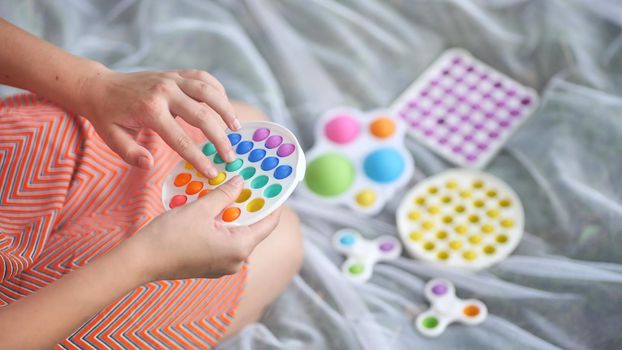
[199,175,244,215]
[101,126,153,169]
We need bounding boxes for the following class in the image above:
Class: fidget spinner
[332,229,402,283]
[416,278,487,337]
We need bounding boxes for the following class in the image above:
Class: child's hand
[128,176,280,281]
[80,68,240,178]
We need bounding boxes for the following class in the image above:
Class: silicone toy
[162,121,305,226]
[332,229,402,283]
[390,48,539,168]
[416,278,487,337]
[301,107,414,214]
[397,169,524,269]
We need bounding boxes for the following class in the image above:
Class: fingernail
[207,167,218,178]
[232,118,241,130]
[137,156,151,169]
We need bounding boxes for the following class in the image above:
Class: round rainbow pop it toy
[301,107,414,215]
[416,278,487,337]
[396,169,524,269]
[161,122,305,226]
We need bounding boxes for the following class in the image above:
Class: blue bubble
[261,157,279,171]
[340,234,355,246]
[227,133,241,146]
[363,148,404,183]
[274,165,292,180]
[236,141,253,154]
[248,149,266,162]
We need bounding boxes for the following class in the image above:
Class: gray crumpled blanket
[1,1,621,349]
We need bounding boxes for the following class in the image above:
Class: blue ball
[339,234,355,246]
[363,148,404,183]
[228,133,241,146]
[236,141,254,154]
[274,165,292,179]
[248,149,266,162]
[261,157,279,171]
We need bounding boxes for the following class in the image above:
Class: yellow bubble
[501,218,515,228]
[436,230,448,240]
[486,190,497,197]
[487,209,500,218]
[449,240,463,250]
[474,199,485,208]
[208,172,227,185]
[184,161,194,169]
[473,180,484,189]
[428,186,438,194]
[455,205,466,213]
[415,197,426,205]
[499,198,512,207]
[437,251,449,260]
[455,224,468,234]
[408,211,421,221]
[460,191,472,199]
[423,241,435,251]
[483,245,496,255]
[463,250,477,261]
[446,180,458,189]
[496,234,508,243]
[468,235,482,244]
[442,216,453,224]
[409,231,423,241]
[482,224,495,234]
[441,196,452,204]
[422,220,435,230]
[468,215,480,223]
[427,206,440,215]
[356,189,376,207]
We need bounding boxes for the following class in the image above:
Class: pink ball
[324,115,360,144]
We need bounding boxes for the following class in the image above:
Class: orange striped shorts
[0,94,246,349]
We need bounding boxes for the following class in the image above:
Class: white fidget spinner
[416,278,487,337]
[332,229,402,283]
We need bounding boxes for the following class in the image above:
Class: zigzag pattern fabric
[0,94,246,349]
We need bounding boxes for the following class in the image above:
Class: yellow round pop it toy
[396,169,524,269]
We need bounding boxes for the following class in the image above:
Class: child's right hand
[126,175,280,281]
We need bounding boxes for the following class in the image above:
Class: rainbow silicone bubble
[390,48,539,168]
[396,169,524,269]
[301,108,414,214]
[161,122,305,226]
[416,278,487,337]
[332,229,402,283]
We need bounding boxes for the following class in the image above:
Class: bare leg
[221,102,304,339]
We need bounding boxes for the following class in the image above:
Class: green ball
[305,153,355,197]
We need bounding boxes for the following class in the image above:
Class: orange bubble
[464,305,480,317]
[222,207,241,222]
[369,116,396,138]
[185,181,204,195]
[174,173,192,187]
[198,189,211,198]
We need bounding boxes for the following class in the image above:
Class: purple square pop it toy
[390,48,539,168]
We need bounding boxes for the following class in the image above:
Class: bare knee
[232,101,269,123]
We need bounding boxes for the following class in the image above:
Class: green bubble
[225,159,243,172]
[202,143,216,156]
[213,153,224,164]
[239,167,256,180]
[305,153,355,197]
[348,263,365,275]
[264,184,282,198]
[422,316,439,329]
[251,175,269,189]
